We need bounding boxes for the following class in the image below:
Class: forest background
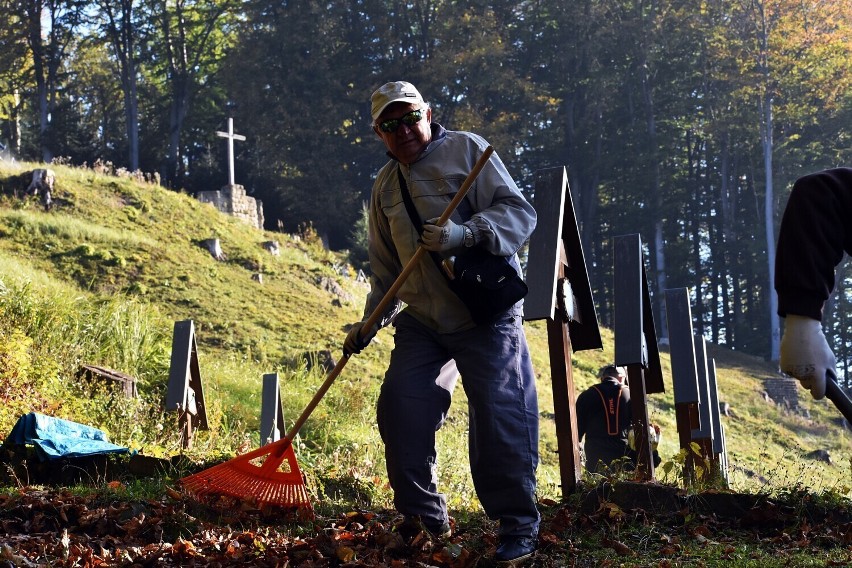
[2,0,852,373]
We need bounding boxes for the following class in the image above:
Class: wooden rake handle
[826,371,852,425]
[280,145,495,449]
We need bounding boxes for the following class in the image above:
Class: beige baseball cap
[371,81,425,120]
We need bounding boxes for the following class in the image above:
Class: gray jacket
[364,124,537,333]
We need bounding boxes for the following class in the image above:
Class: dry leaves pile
[3,486,852,566]
[0,488,497,567]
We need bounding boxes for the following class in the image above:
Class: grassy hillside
[1,160,850,513]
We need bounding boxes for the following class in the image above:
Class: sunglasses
[377,109,425,133]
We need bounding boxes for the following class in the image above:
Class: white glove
[628,424,661,451]
[343,321,377,356]
[421,218,465,251]
[780,314,836,400]
[649,424,661,451]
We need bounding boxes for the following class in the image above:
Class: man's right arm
[363,172,403,318]
[775,168,852,320]
[345,173,401,356]
[775,168,852,398]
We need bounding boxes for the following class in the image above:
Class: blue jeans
[377,311,540,538]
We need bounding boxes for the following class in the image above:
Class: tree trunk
[164,77,189,186]
[639,45,667,342]
[24,0,52,162]
[125,71,139,172]
[102,0,140,172]
[161,0,188,187]
[718,139,735,346]
[762,83,779,362]
[11,89,22,154]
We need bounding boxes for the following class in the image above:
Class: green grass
[1,159,851,518]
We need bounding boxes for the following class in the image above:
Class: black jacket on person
[576,378,663,473]
[775,167,852,320]
[575,377,632,473]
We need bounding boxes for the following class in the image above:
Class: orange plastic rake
[181,435,313,512]
[181,146,495,512]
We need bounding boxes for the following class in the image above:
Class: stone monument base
[196,184,264,230]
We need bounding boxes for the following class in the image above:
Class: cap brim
[372,95,424,120]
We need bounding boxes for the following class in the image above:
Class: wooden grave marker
[693,336,729,484]
[707,358,730,483]
[165,320,209,449]
[613,233,665,482]
[77,364,138,398]
[260,373,287,446]
[692,336,716,464]
[526,166,602,496]
[664,287,703,484]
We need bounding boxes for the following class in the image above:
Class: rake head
[181,438,313,516]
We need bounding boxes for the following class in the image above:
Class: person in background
[576,364,661,474]
[344,81,539,566]
[775,168,852,399]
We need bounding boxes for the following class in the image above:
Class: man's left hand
[780,314,835,399]
[421,218,465,251]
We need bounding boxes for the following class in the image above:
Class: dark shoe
[430,522,452,539]
[495,535,536,566]
[392,515,451,543]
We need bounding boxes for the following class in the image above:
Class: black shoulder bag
[396,167,528,324]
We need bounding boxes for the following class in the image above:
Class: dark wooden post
[706,358,730,484]
[692,336,718,471]
[693,339,729,485]
[526,167,602,496]
[166,320,209,449]
[260,373,287,446]
[664,288,703,485]
[613,234,665,482]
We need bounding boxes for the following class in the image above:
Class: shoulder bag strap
[396,166,450,278]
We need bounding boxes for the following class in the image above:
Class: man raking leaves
[344,81,540,567]
[182,81,540,566]
[181,120,494,517]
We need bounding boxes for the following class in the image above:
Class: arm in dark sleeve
[775,168,852,320]
[620,386,632,432]
[575,390,590,441]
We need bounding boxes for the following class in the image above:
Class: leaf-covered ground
[3,483,852,567]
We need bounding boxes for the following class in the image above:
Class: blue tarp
[5,412,129,461]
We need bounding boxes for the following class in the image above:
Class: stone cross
[216,117,246,186]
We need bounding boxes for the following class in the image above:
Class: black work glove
[343,321,377,356]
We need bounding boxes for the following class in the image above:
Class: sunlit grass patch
[0,209,156,248]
